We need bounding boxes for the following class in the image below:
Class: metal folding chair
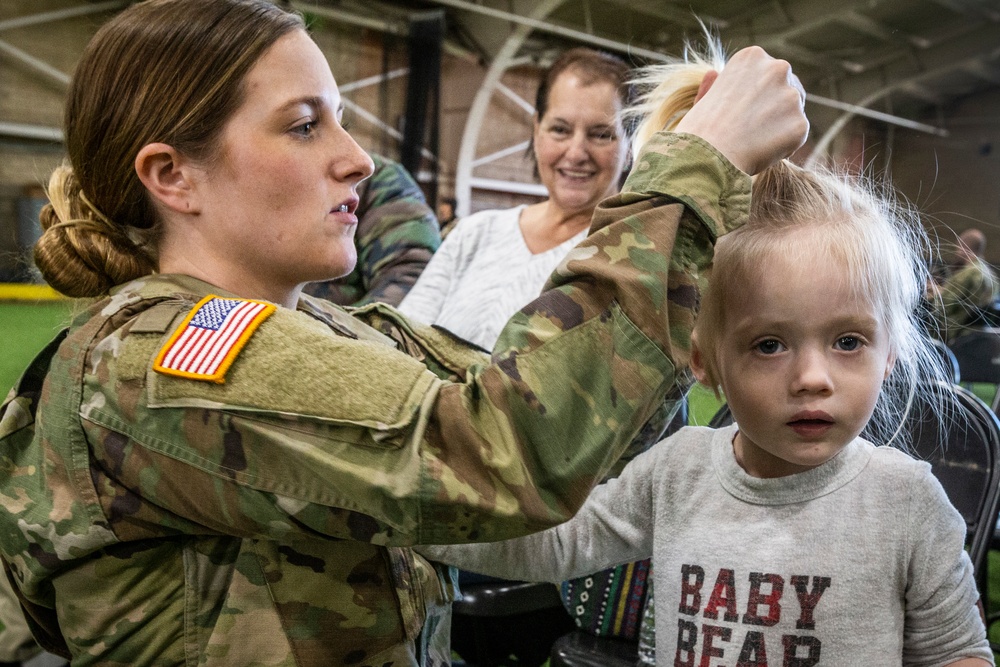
[948,328,1000,412]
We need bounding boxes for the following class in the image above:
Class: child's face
[707,242,894,478]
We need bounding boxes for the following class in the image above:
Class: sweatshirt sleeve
[418,442,661,582]
[396,217,468,325]
[902,466,993,665]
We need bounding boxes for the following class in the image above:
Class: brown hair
[34,0,303,298]
[526,47,633,170]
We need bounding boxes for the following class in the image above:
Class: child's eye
[755,339,784,355]
[836,336,862,351]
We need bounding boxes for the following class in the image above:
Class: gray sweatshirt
[421,425,992,666]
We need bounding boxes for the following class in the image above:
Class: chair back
[930,337,961,384]
[708,402,733,428]
[893,382,1000,582]
[948,328,1000,384]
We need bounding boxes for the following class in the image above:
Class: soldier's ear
[135,142,203,215]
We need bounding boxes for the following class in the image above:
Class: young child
[420,48,993,667]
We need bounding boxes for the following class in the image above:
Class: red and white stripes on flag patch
[153,295,276,383]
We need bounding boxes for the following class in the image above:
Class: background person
[398,47,632,352]
[304,152,440,307]
[0,0,809,663]
[436,196,459,239]
[929,227,1000,341]
[402,48,649,660]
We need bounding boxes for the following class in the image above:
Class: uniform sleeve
[902,466,993,665]
[418,443,660,582]
[350,156,441,307]
[84,132,750,548]
[396,218,467,325]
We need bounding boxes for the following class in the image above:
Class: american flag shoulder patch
[153,295,276,383]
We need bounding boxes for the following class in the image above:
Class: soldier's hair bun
[34,164,155,298]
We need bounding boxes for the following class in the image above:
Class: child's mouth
[788,418,834,437]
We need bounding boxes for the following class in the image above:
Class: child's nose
[791,350,833,394]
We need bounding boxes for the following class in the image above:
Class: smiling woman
[0,0,811,664]
[398,47,632,352]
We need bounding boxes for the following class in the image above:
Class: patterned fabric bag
[559,558,651,640]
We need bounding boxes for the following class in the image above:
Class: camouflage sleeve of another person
[84,132,748,548]
[935,259,1000,338]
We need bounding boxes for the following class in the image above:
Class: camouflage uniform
[934,256,1000,341]
[0,133,749,666]
[0,573,39,663]
[304,154,440,307]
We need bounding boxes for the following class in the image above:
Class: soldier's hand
[675,46,809,175]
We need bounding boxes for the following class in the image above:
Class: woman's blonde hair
[34,0,303,298]
[632,35,946,446]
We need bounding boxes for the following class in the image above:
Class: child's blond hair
[632,35,947,447]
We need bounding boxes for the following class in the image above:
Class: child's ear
[690,333,710,385]
[884,349,897,381]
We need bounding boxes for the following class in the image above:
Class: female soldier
[0,0,808,664]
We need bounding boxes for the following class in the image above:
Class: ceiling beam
[600,0,727,30]
[0,1,128,32]
[0,38,70,88]
[0,121,62,142]
[835,21,1000,104]
[925,0,1000,21]
[421,0,669,62]
[806,93,948,135]
[726,0,873,36]
[836,13,922,48]
[961,61,1000,85]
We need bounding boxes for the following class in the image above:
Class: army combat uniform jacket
[0,133,750,666]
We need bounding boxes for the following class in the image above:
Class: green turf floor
[0,301,74,397]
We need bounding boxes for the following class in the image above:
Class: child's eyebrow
[731,314,881,335]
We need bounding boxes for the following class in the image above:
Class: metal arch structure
[440,0,965,215]
[452,0,567,217]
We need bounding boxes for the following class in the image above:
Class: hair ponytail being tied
[34,164,156,298]
[627,36,727,155]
